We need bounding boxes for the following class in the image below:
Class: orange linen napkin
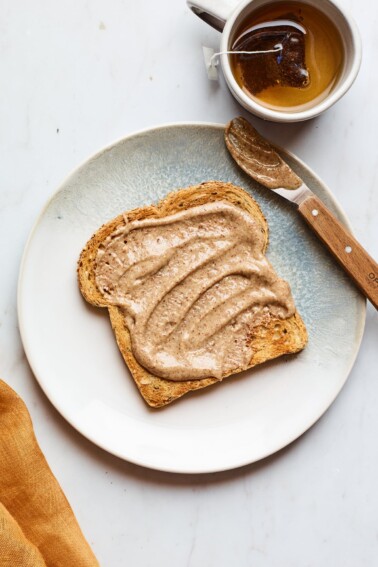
[0,380,99,567]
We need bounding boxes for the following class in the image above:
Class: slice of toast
[78,181,307,408]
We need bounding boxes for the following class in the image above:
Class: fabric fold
[0,380,99,567]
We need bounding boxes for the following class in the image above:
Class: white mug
[187,0,362,122]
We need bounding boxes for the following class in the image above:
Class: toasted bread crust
[78,181,307,407]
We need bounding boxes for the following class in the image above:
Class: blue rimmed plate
[18,123,365,473]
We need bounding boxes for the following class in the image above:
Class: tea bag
[232,16,310,94]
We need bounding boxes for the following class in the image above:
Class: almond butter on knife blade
[225,117,378,310]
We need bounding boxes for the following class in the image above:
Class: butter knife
[225,116,378,310]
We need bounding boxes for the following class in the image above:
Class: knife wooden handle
[299,195,378,309]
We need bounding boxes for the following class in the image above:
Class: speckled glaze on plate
[18,123,365,474]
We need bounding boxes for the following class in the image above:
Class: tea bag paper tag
[203,46,219,81]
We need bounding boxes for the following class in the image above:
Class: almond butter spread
[225,117,302,189]
[95,202,295,381]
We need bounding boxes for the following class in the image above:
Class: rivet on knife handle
[299,195,378,309]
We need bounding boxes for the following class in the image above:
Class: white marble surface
[1,0,377,565]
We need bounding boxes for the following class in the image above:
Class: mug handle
[187,0,239,31]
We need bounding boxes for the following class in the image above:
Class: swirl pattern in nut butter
[95,202,295,381]
[225,117,302,189]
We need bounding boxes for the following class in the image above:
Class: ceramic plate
[18,124,365,473]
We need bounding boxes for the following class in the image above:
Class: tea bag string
[203,44,283,80]
[208,44,283,69]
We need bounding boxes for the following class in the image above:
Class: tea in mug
[230,1,344,111]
